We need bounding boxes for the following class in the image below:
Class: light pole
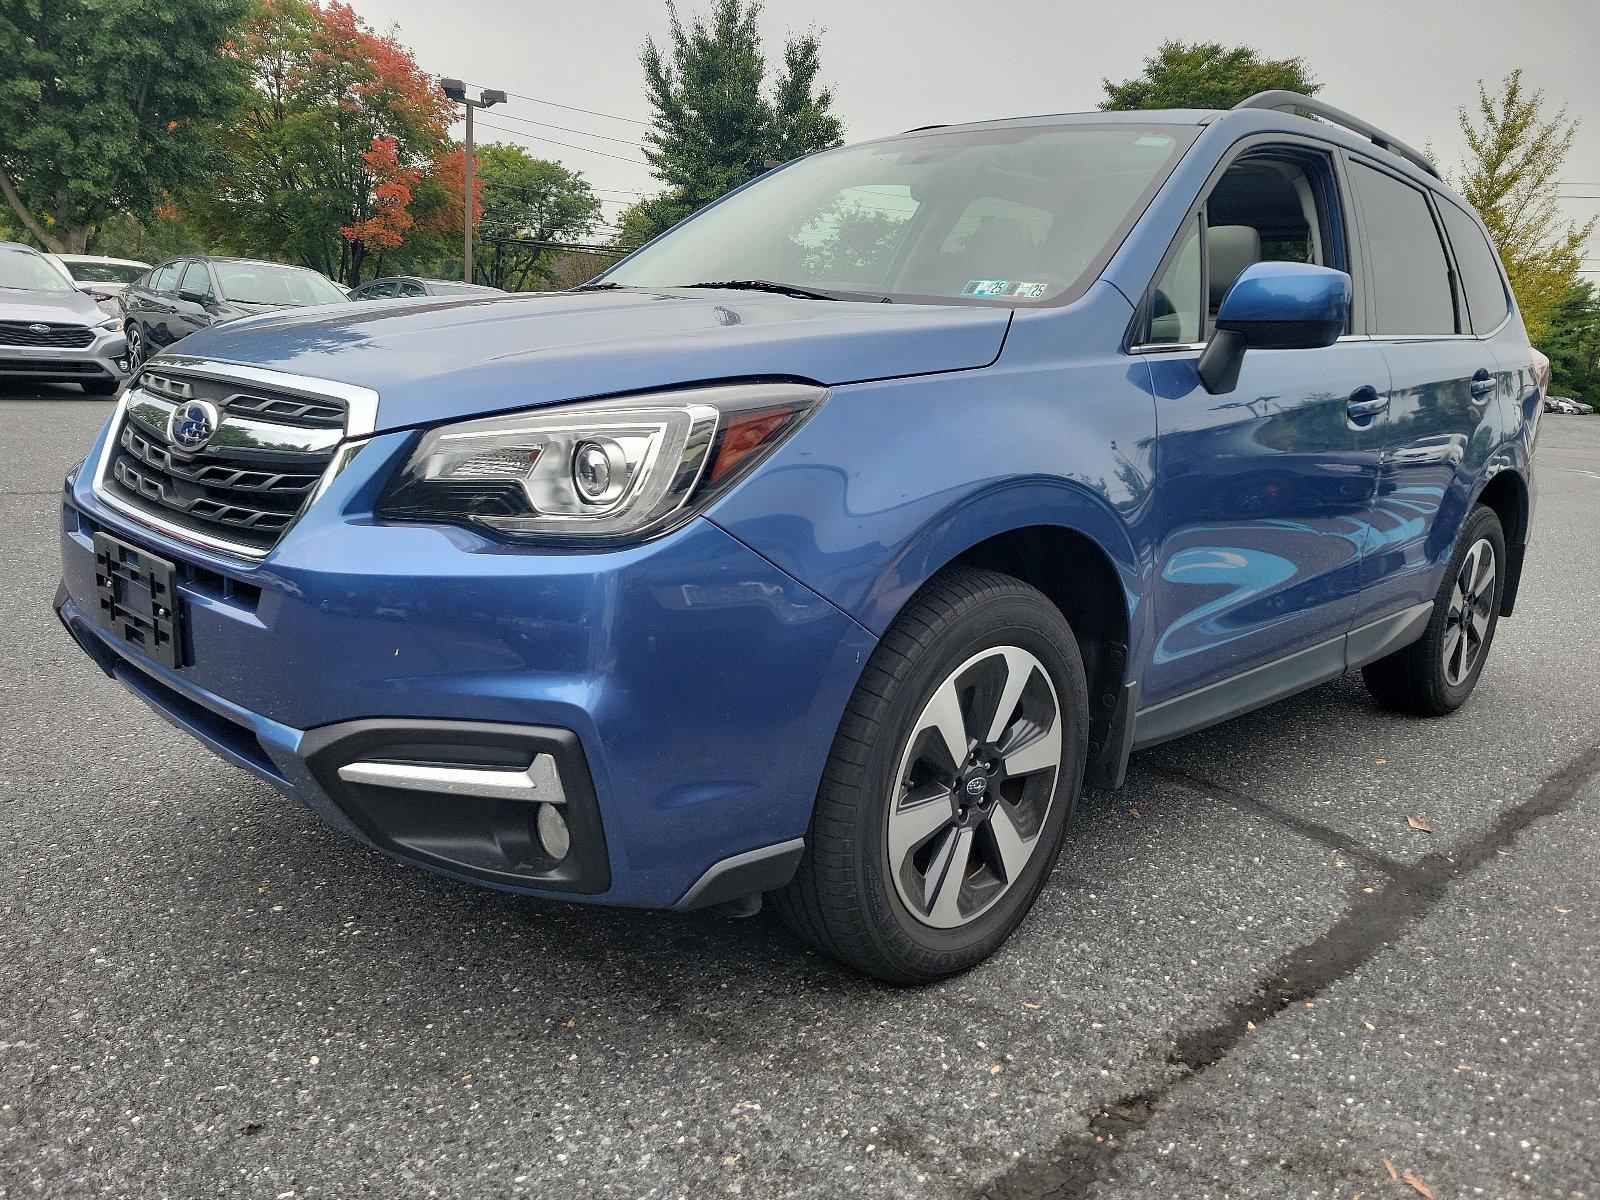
[440,79,506,285]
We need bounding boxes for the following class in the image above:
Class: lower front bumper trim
[672,837,806,911]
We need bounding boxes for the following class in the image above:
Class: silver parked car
[0,242,129,395]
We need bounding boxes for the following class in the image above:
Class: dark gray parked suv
[122,256,347,365]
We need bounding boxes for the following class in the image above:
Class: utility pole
[439,79,506,284]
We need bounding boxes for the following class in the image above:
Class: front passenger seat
[1208,225,1262,315]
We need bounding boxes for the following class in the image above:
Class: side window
[1349,161,1457,335]
[359,281,396,299]
[1139,148,1343,346]
[1147,217,1203,345]
[179,261,213,299]
[149,262,181,293]
[1438,199,1510,332]
[398,281,427,297]
[1203,153,1340,322]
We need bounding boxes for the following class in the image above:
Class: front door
[1132,144,1390,712]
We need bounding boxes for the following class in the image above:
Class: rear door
[1345,158,1508,626]
[1137,140,1391,713]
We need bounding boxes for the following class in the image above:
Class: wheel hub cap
[1443,537,1497,687]
[886,645,1062,930]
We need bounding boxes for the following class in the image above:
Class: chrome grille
[0,320,94,348]
[96,364,357,555]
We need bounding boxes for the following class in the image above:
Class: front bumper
[57,426,875,909]
[1,327,128,385]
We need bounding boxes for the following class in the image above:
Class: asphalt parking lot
[2,383,1597,1200]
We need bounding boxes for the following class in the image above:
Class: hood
[157,288,1012,432]
[0,287,105,324]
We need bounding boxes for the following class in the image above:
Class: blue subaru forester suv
[57,93,1540,982]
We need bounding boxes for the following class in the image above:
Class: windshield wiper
[679,279,841,301]
[572,281,629,291]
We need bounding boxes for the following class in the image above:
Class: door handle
[1470,369,1496,400]
[1346,386,1389,419]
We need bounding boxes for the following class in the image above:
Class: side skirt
[1124,602,1435,755]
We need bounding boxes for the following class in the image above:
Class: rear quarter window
[1438,199,1511,332]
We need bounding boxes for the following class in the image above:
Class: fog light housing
[536,802,570,861]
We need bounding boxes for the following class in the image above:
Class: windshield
[603,123,1196,305]
[215,261,347,306]
[0,248,75,293]
[66,261,147,285]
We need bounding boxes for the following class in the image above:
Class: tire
[81,378,120,396]
[772,567,1089,984]
[1362,505,1506,716]
[125,322,145,367]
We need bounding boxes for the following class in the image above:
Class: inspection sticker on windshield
[962,279,1048,298]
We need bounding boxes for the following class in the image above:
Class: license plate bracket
[93,532,183,669]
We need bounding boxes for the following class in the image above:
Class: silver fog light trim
[337,754,566,804]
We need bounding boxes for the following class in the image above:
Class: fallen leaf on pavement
[1401,1171,1435,1199]
[1384,1158,1399,1182]
[1556,906,1572,915]
[1407,815,1433,832]
[1375,759,1388,765]
[1129,807,1143,821]
[1022,1001,1042,1011]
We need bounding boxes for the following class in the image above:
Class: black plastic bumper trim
[672,837,806,911]
[300,718,611,895]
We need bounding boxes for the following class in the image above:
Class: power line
[475,119,650,166]
[476,107,645,149]
[466,82,649,127]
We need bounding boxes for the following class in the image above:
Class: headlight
[376,381,826,545]
[97,315,121,331]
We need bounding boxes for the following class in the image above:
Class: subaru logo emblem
[167,398,220,451]
[965,777,987,796]
[28,323,49,335]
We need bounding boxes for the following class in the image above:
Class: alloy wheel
[1443,538,1496,687]
[127,325,144,367]
[886,645,1062,929]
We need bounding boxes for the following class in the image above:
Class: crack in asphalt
[1144,764,1416,878]
[978,741,1600,1200]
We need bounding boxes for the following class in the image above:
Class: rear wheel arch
[1473,469,1530,615]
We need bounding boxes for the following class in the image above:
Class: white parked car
[44,253,152,316]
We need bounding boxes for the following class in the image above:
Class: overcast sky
[345,0,1600,270]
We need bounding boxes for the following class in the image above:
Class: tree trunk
[0,167,64,252]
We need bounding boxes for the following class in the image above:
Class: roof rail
[1232,90,1440,180]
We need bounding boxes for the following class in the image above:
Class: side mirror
[1197,262,1352,395]
[179,288,210,305]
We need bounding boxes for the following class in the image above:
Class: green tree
[1538,279,1600,406]
[631,0,842,245]
[1100,40,1319,111]
[0,0,250,253]
[187,0,454,283]
[473,142,602,290]
[614,193,691,251]
[1456,71,1597,344]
